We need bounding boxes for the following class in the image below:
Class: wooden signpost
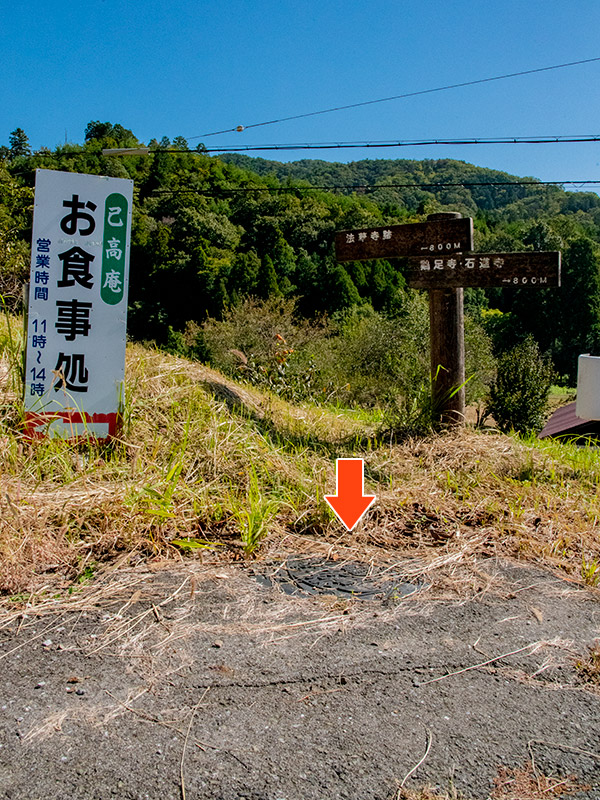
[405,250,560,289]
[335,213,561,424]
[334,216,474,261]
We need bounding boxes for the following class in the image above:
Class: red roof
[539,401,600,439]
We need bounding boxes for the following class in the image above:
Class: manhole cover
[251,557,422,600]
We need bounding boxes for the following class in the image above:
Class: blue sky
[3,0,600,184]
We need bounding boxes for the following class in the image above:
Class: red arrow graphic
[324,458,376,531]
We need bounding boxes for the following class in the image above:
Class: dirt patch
[0,557,599,800]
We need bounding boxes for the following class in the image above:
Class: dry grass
[2,318,600,601]
[490,760,584,798]
[575,639,600,687]
[395,759,586,800]
[395,789,471,800]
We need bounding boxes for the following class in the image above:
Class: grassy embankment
[1,311,600,603]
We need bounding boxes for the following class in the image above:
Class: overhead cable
[190,56,600,139]
[198,135,600,153]
[40,133,600,159]
[149,180,600,195]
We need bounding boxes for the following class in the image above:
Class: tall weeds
[0,294,24,395]
[230,467,279,554]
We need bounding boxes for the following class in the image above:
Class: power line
[191,56,600,139]
[38,132,600,159]
[98,134,600,157]
[149,180,600,195]
[199,135,600,153]
[22,144,600,194]
[216,134,600,146]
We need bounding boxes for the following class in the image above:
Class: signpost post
[335,213,561,424]
[23,169,133,440]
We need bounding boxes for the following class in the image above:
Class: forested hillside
[2,122,600,396]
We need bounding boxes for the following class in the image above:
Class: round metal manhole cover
[251,557,423,600]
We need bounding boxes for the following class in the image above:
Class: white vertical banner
[24,169,133,440]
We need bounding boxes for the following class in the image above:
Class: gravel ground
[0,557,599,800]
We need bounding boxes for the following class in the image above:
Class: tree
[320,261,361,312]
[8,128,30,158]
[522,220,562,252]
[224,250,259,302]
[507,221,564,365]
[0,162,34,307]
[84,121,114,141]
[255,256,280,298]
[172,136,188,151]
[556,237,600,381]
[84,121,138,147]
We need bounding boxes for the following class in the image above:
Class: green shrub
[199,296,337,402]
[0,298,24,392]
[464,316,496,406]
[380,383,435,440]
[485,336,554,435]
[198,295,431,409]
[326,295,430,407]
[201,296,326,366]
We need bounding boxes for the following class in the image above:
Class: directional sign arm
[335,218,474,261]
[405,251,561,289]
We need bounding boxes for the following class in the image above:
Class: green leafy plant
[381,384,435,440]
[464,315,496,406]
[485,335,554,436]
[142,461,183,519]
[171,537,224,551]
[382,368,474,440]
[0,294,24,392]
[76,561,96,584]
[230,467,278,554]
[241,338,327,403]
[581,553,600,586]
[140,422,189,519]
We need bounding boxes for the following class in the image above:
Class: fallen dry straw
[0,342,599,603]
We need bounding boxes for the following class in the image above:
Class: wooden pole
[427,213,465,425]
[334,214,558,427]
